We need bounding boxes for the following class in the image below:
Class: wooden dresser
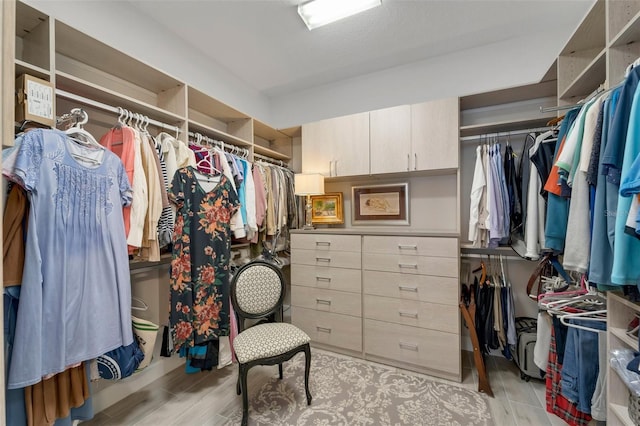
[290,230,461,381]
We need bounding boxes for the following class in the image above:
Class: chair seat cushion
[233,323,311,364]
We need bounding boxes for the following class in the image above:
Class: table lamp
[294,173,325,230]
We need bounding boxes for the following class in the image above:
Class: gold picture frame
[311,192,344,225]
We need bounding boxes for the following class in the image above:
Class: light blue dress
[5,129,134,389]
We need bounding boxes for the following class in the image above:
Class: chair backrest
[230,260,286,328]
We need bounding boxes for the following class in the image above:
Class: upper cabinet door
[370,105,411,174]
[411,97,459,171]
[301,119,335,176]
[302,112,370,177]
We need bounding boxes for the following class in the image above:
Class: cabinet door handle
[316,241,331,246]
[316,276,332,282]
[407,153,410,171]
[316,298,332,305]
[399,310,418,319]
[399,341,419,351]
[316,326,332,333]
[399,263,418,269]
[414,153,417,170]
[398,244,417,250]
[316,257,331,263]
[398,285,418,292]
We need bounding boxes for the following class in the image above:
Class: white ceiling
[128,0,594,99]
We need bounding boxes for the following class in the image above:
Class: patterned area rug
[225,350,494,426]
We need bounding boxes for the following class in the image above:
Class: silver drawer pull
[316,298,332,305]
[398,285,418,292]
[398,244,417,250]
[399,310,418,319]
[316,276,332,282]
[399,341,419,351]
[316,257,331,263]
[399,263,418,269]
[316,241,331,246]
[316,326,332,333]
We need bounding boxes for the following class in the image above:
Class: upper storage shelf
[558,0,606,101]
[187,86,253,147]
[15,1,50,77]
[253,119,294,161]
[55,21,186,119]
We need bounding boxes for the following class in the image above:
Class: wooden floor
[81,349,597,425]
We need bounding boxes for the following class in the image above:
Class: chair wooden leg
[240,364,250,426]
[303,344,312,405]
[236,366,241,395]
[278,363,283,380]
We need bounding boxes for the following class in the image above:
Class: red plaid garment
[545,327,592,425]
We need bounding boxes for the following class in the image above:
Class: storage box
[15,74,55,127]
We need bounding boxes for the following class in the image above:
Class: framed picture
[311,192,344,225]
[352,183,409,225]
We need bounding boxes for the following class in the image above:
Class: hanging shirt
[612,84,640,285]
[4,129,133,389]
[127,130,148,249]
[137,132,163,262]
[468,145,486,245]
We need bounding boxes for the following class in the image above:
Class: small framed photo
[352,183,409,225]
[311,192,344,225]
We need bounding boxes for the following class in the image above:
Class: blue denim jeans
[560,318,606,414]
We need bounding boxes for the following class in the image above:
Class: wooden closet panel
[364,295,459,333]
[364,319,459,375]
[292,249,362,269]
[363,270,458,305]
[292,307,362,352]
[291,264,362,294]
[292,286,362,317]
[291,233,361,252]
[362,253,458,277]
[362,235,458,257]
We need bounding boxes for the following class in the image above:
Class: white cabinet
[411,97,459,171]
[301,112,369,177]
[370,105,411,174]
[369,98,459,174]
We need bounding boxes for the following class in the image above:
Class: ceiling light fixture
[298,0,382,30]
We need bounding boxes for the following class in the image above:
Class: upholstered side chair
[230,260,312,426]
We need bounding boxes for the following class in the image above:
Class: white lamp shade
[295,173,325,196]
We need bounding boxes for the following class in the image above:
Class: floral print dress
[169,167,240,351]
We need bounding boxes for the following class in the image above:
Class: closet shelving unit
[11,0,300,412]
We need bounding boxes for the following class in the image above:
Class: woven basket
[628,392,640,425]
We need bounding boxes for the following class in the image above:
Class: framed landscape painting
[311,192,344,225]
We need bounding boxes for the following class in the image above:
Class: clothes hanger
[64,108,103,149]
[559,309,607,332]
[131,296,149,312]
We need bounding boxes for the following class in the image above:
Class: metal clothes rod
[460,253,531,262]
[539,104,579,113]
[254,152,288,168]
[187,131,250,157]
[460,126,554,142]
[56,89,182,134]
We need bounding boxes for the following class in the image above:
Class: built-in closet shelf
[188,119,252,147]
[561,0,606,55]
[55,71,185,125]
[459,117,554,137]
[611,327,639,350]
[460,80,557,110]
[15,59,49,80]
[610,9,640,47]
[610,292,640,311]
[254,119,290,142]
[559,48,606,100]
[610,402,635,426]
[254,144,291,161]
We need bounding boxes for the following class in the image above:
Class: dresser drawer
[364,319,459,375]
[362,253,457,277]
[364,295,458,333]
[363,236,458,258]
[292,307,362,352]
[292,249,362,269]
[292,264,361,294]
[292,286,362,317]
[363,270,457,305]
[291,234,361,252]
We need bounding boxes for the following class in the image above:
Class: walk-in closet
[4,0,640,425]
